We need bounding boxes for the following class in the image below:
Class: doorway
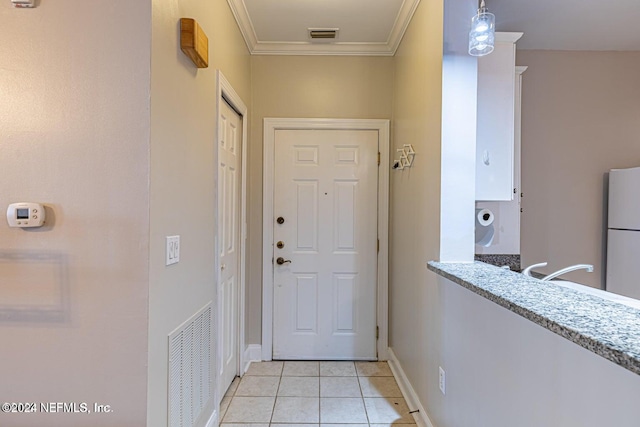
[262,118,390,361]
[216,71,248,400]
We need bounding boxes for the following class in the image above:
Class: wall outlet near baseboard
[439,366,446,395]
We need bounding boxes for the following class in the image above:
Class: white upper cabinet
[476,32,523,201]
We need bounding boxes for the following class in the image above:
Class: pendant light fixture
[469,0,495,56]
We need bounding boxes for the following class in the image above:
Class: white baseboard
[242,344,262,374]
[203,409,218,427]
[388,347,436,427]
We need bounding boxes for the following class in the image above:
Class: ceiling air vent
[308,28,339,42]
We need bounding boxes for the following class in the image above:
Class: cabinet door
[476,33,522,201]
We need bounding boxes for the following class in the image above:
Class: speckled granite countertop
[427,261,640,376]
[474,254,520,271]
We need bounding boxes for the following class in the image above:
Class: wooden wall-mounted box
[180,18,209,68]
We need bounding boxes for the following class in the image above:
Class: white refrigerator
[607,166,640,299]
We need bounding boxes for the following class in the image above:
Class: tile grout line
[275,370,282,424]
[269,363,284,424]
[318,363,322,424]
[357,362,367,425]
[318,368,321,425]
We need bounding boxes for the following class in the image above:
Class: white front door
[272,129,378,360]
[219,99,242,396]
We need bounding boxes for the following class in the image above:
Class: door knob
[277,216,285,224]
[276,257,291,265]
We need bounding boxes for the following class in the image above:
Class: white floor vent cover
[169,303,213,427]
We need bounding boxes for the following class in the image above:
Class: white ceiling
[228,0,640,56]
[227,0,420,56]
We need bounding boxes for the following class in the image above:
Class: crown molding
[387,0,422,54]
[227,0,258,53]
[227,0,421,56]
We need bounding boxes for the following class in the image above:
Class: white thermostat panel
[7,203,45,228]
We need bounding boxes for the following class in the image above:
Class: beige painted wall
[388,0,445,417]
[518,50,640,288]
[1,0,251,425]
[247,56,394,345]
[432,275,640,426]
[148,0,250,425]
[0,1,151,426]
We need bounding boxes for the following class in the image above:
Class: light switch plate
[12,0,35,8]
[166,235,180,266]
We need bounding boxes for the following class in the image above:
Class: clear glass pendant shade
[469,8,495,56]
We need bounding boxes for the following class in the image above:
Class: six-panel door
[219,99,242,396]
[273,129,378,360]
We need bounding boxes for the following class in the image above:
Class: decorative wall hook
[393,144,415,170]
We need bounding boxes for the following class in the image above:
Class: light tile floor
[221,361,417,427]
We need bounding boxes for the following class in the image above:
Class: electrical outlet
[166,235,180,266]
[439,366,446,395]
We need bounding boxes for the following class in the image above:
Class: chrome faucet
[522,262,548,277]
[540,264,594,281]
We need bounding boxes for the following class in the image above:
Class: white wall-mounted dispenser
[475,208,495,247]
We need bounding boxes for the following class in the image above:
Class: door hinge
[376,326,379,340]
[377,152,381,166]
[377,239,380,253]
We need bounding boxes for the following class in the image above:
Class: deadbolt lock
[276,241,285,249]
[277,216,285,224]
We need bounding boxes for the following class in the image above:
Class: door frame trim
[262,118,390,361]
[215,70,248,396]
